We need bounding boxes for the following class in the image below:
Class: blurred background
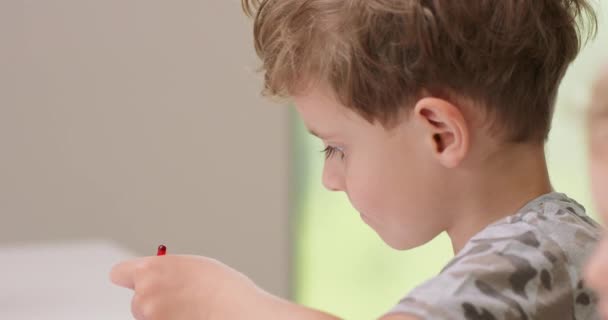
[0,1,290,318]
[0,1,606,319]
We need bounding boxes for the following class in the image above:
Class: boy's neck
[445,143,552,254]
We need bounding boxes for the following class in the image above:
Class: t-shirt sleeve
[385,232,593,320]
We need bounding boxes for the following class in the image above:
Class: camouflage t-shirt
[388,193,601,320]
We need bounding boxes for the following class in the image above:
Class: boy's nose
[322,163,345,192]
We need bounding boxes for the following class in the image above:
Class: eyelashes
[321,145,345,160]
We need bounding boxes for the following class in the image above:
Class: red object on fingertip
[157,244,167,256]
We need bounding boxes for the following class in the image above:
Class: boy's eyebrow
[308,129,337,140]
[308,129,328,139]
[308,129,321,138]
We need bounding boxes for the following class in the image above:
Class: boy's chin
[376,229,439,251]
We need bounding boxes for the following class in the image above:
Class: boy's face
[293,85,450,250]
[585,68,608,318]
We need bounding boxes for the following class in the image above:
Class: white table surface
[0,240,136,319]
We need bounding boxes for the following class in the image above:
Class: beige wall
[0,0,291,297]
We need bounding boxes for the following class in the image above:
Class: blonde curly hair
[242,0,596,143]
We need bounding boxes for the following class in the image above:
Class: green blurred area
[292,12,608,319]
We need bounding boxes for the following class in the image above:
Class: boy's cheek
[590,157,608,222]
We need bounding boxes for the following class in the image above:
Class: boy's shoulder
[465,192,601,271]
[388,193,601,320]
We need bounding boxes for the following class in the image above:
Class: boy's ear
[413,97,470,168]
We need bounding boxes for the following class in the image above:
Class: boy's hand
[110,255,263,320]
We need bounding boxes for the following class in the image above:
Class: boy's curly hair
[243,0,597,142]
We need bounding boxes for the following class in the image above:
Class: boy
[585,65,608,319]
[111,1,601,319]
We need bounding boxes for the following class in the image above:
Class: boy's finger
[110,258,146,289]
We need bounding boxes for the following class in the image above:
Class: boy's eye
[321,146,345,160]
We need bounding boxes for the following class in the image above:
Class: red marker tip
[157,244,167,256]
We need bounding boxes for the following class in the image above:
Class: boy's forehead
[294,86,361,121]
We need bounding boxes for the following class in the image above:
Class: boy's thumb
[110,258,145,290]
